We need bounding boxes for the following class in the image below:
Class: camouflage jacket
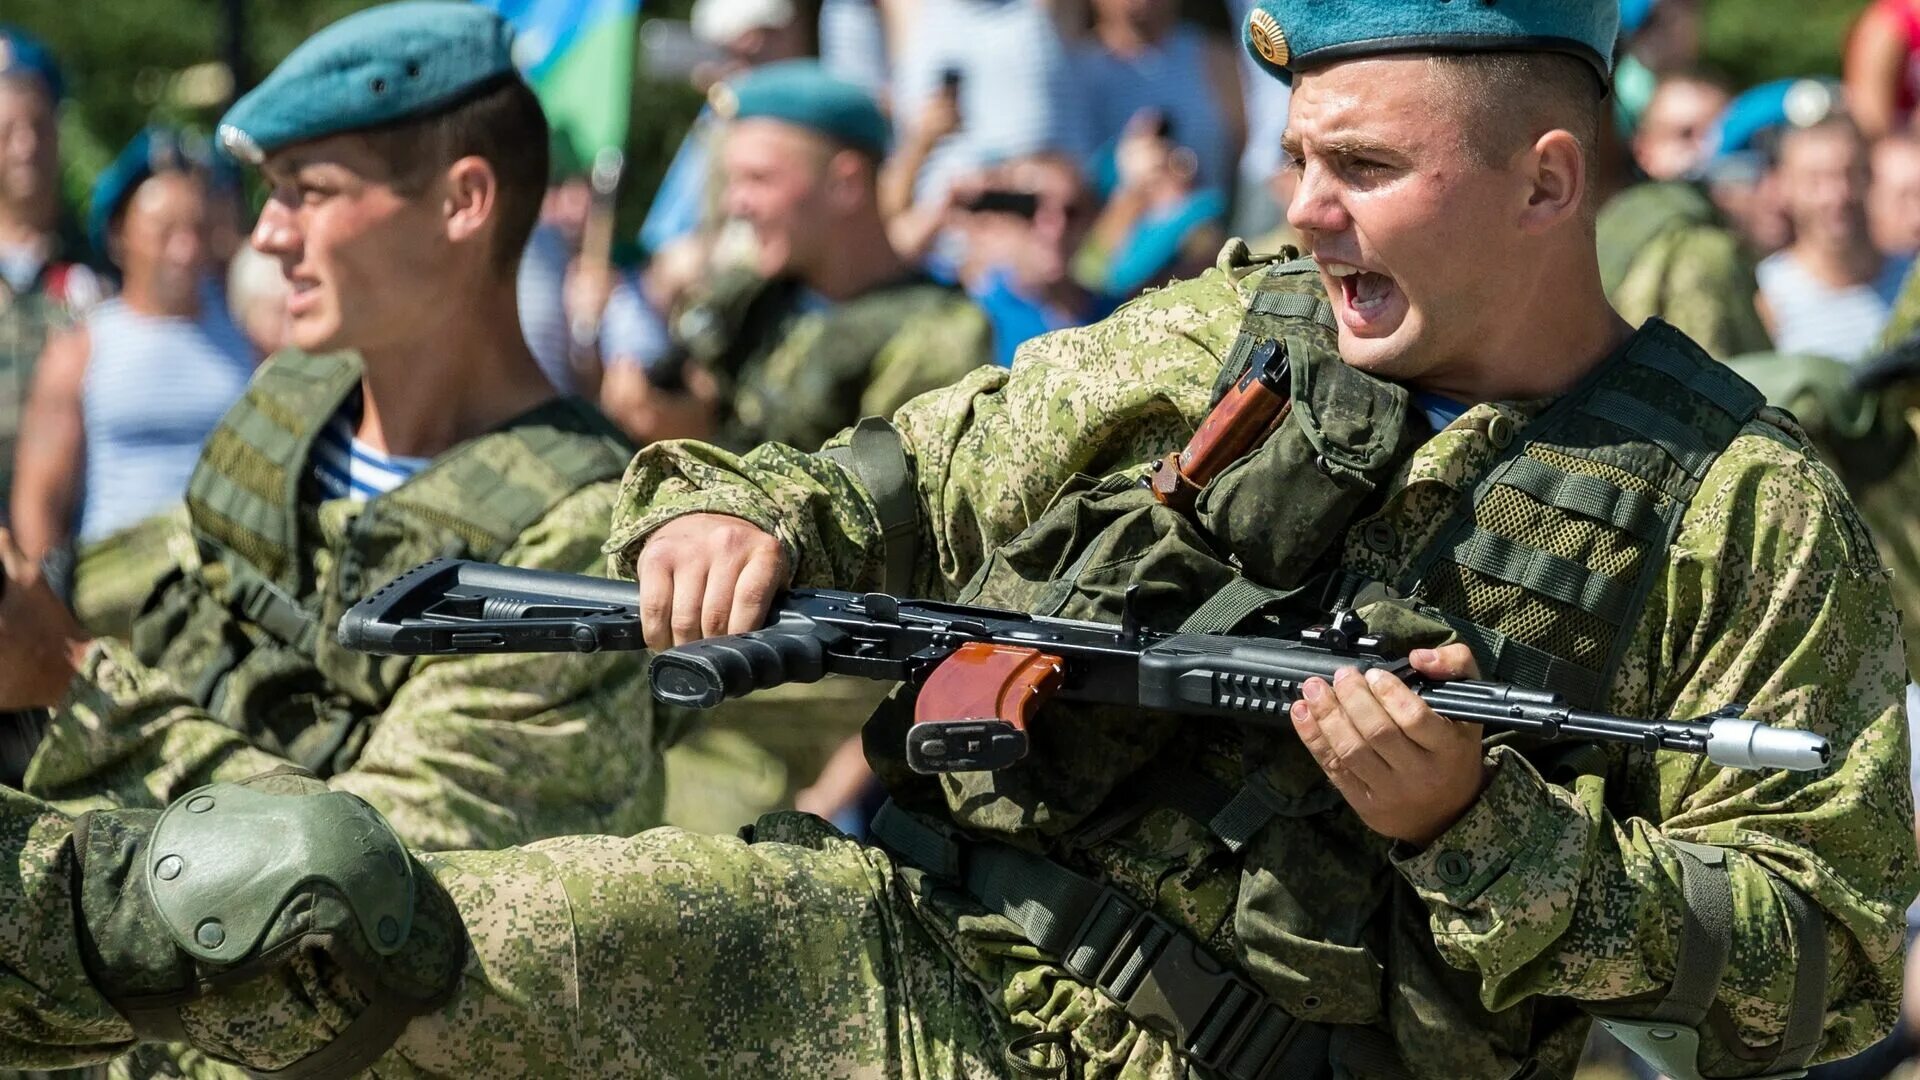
[1599,182,1773,362]
[22,352,665,852]
[680,268,993,453]
[604,244,1916,1072]
[0,249,102,503]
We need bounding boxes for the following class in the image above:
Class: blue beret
[712,59,890,157]
[89,127,212,265]
[0,25,63,101]
[1705,78,1839,165]
[1618,0,1658,36]
[218,1,518,164]
[1242,0,1620,86]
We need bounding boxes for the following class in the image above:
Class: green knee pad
[74,771,467,1078]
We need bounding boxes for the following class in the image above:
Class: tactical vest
[130,350,633,776]
[688,270,975,452]
[865,257,1788,1080]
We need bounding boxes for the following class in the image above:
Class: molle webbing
[1405,322,1764,707]
[187,350,362,590]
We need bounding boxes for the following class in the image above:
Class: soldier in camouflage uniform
[601,60,992,456]
[6,4,666,851]
[0,4,1908,1080]
[0,27,103,508]
[1598,183,1772,361]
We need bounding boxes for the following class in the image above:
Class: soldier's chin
[287,313,345,354]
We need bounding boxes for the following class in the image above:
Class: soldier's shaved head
[1427,52,1606,170]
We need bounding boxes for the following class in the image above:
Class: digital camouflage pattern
[1598,182,1773,361]
[0,255,98,504]
[0,246,1903,1079]
[681,269,994,454]
[66,505,193,641]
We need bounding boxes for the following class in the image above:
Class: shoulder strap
[378,395,632,562]
[820,417,918,596]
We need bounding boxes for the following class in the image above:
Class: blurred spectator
[818,0,890,95]
[1614,0,1705,135]
[1073,0,1244,196]
[1875,135,1920,258]
[226,245,289,360]
[1703,79,1844,258]
[1632,73,1732,182]
[0,26,102,514]
[884,0,1088,204]
[638,0,809,258]
[12,129,253,638]
[947,153,1114,366]
[1846,0,1920,140]
[519,176,591,393]
[1757,116,1911,363]
[1087,110,1226,297]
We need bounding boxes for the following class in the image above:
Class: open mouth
[1325,261,1402,333]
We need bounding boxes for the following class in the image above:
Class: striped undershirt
[311,407,430,501]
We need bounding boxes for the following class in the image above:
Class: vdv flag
[478,0,638,172]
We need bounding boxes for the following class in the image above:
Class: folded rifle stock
[339,558,1831,775]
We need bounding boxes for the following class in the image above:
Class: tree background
[3,0,1879,247]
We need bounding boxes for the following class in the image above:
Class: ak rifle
[339,558,1831,775]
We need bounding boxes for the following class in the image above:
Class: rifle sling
[870,801,1412,1080]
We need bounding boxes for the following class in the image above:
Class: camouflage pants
[294,813,1192,1078]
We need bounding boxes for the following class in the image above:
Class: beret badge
[1248,9,1288,67]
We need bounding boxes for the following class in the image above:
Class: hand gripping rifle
[338,558,1831,775]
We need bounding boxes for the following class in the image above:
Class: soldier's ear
[823,149,871,212]
[442,155,498,251]
[1518,128,1587,236]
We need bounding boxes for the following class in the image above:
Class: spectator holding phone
[948,153,1114,366]
[1073,0,1243,195]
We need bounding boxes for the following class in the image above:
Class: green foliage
[1702,0,1871,85]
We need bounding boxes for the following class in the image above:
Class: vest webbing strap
[1249,287,1335,330]
[1452,529,1635,625]
[1628,344,1765,420]
[1582,391,1718,479]
[821,417,918,597]
[1442,616,1606,706]
[1498,457,1664,544]
[1178,577,1303,636]
[870,801,1373,1080]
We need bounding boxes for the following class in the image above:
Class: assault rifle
[338,558,1831,775]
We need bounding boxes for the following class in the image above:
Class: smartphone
[940,66,964,93]
[963,189,1040,218]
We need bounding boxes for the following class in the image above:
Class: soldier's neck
[353,279,558,459]
[803,215,913,303]
[1412,256,1633,405]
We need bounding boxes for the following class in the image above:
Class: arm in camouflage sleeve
[1649,225,1774,361]
[1392,429,1919,1073]
[603,249,1277,597]
[24,482,664,852]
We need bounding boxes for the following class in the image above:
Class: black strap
[871,802,1373,1080]
[822,418,918,596]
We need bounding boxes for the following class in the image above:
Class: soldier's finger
[638,551,676,654]
[670,561,709,647]
[1364,666,1458,754]
[1292,695,1374,803]
[1303,674,1394,785]
[730,552,783,636]
[1329,666,1420,772]
[1408,644,1480,681]
[700,565,736,640]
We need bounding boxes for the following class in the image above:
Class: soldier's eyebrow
[1280,130,1403,162]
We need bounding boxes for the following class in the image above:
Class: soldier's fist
[1289,645,1490,847]
[635,514,789,652]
